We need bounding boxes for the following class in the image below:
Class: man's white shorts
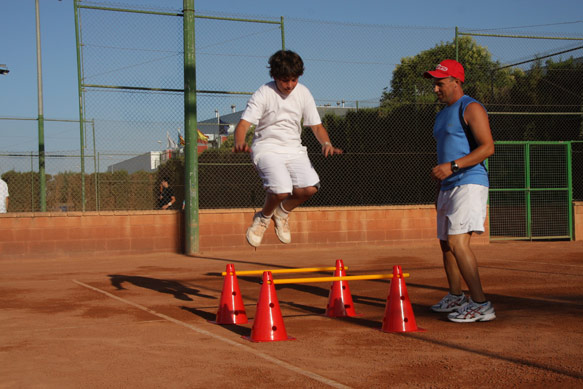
[437,184,488,241]
[252,151,320,194]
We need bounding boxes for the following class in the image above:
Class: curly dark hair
[268,50,304,79]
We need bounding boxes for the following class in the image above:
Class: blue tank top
[433,95,489,191]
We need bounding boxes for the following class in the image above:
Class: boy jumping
[234,50,342,247]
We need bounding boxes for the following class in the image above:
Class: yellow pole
[272,273,410,285]
[221,266,348,276]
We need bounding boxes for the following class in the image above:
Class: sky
[0,0,582,172]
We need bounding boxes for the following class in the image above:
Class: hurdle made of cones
[213,261,346,326]
[214,261,423,341]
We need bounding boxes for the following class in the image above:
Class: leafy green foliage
[220,126,255,150]
[381,36,516,109]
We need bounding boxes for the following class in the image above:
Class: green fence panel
[489,141,572,241]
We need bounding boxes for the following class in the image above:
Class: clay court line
[488,259,583,268]
[73,280,351,389]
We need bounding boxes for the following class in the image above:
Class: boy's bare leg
[260,186,317,215]
[281,186,318,212]
[252,186,317,246]
[261,192,288,216]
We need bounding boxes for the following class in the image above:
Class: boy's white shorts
[252,151,320,194]
[437,184,488,241]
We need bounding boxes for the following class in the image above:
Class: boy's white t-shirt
[241,81,321,156]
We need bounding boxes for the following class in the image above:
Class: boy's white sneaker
[272,206,291,244]
[246,212,271,247]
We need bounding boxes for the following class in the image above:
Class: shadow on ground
[108,275,216,301]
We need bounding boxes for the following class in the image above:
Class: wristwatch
[451,160,460,173]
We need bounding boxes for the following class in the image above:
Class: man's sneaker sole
[448,312,496,323]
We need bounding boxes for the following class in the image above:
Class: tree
[380,36,516,109]
[488,57,583,141]
[220,126,255,150]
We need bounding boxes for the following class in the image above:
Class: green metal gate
[488,141,573,241]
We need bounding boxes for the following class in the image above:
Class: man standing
[0,177,9,213]
[423,59,496,323]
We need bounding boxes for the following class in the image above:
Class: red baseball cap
[423,59,465,83]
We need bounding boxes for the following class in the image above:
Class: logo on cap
[424,59,465,83]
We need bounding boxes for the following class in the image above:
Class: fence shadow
[108,274,216,301]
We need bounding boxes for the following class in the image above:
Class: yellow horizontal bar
[272,273,410,285]
[222,266,347,276]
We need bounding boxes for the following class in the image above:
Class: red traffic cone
[381,265,425,333]
[211,264,248,325]
[326,259,357,317]
[245,271,294,342]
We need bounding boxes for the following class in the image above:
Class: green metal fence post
[567,142,573,240]
[525,143,532,239]
[455,26,459,62]
[35,0,46,211]
[184,0,199,255]
[92,119,98,211]
[30,151,34,211]
[73,0,87,212]
[280,16,285,50]
[97,152,100,211]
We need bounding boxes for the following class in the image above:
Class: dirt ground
[1,240,582,388]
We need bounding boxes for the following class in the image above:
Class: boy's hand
[233,119,252,153]
[233,142,250,153]
[321,142,343,157]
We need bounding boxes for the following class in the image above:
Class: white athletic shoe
[272,206,291,244]
[246,212,271,247]
[431,293,469,313]
[448,299,496,323]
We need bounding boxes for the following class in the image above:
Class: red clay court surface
[1,241,582,388]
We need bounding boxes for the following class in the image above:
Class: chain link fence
[488,142,573,240]
[1,2,582,234]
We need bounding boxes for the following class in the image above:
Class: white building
[107,151,171,174]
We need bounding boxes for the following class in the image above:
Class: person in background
[233,50,342,248]
[157,178,176,210]
[423,59,496,323]
[0,177,8,213]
